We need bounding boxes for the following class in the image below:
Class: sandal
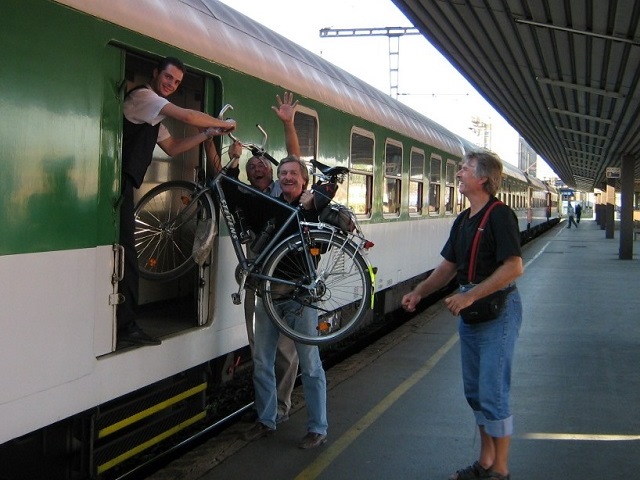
[484,472,510,480]
[448,461,490,480]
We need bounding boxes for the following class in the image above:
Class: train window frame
[293,107,318,164]
[409,148,425,216]
[348,128,375,218]
[293,108,326,201]
[428,155,442,216]
[444,160,457,215]
[383,139,403,217]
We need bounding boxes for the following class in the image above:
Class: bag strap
[467,201,503,283]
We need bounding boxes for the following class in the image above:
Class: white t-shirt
[123,86,171,142]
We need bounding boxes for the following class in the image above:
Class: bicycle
[133,110,375,345]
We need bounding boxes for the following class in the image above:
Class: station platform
[151,218,640,480]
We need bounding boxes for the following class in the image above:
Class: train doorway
[123,52,216,339]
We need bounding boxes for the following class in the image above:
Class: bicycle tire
[260,229,372,345]
[134,180,215,281]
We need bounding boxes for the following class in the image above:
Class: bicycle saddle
[311,159,350,177]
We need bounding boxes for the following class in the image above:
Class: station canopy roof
[392,0,640,192]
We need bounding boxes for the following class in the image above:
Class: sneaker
[298,432,327,449]
[241,422,274,442]
[117,326,161,348]
[448,461,490,480]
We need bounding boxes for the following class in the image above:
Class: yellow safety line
[98,383,207,438]
[294,332,459,480]
[521,432,640,441]
[97,411,206,474]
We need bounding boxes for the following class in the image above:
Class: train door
[95,46,127,355]
[115,51,217,345]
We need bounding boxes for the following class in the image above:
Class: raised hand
[272,91,298,124]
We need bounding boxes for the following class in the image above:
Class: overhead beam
[536,77,625,99]
[319,27,420,37]
[555,126,609,140]
[564,148,603,157]
[514,18,640,46]
[548,108,613,123]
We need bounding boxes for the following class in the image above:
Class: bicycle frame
[134,149,375,344]
[208,165,322,303]
[133,113,375,344]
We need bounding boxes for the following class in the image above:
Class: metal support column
[619,154,636,259]
[605,179,615,239]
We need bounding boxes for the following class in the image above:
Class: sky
[216,0,555,179]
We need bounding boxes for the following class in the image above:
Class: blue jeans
[253,300,328,434]
[458,285,522,437]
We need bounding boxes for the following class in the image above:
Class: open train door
[102,50,220,351]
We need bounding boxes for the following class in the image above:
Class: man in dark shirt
[402,150,523,480]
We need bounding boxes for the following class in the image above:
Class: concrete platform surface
[150,219,640,480]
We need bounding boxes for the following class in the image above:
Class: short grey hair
[465,149,503,196]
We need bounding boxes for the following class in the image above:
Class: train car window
[409,149,425,215]
[428,156,442,215]
[457,189,467,212]
[293,110,318,162]
[349,130,374,217]
[383,141,402,216]
[445,161,456,214]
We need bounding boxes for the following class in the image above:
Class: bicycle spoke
[134,181,215,281]
[261,230,372,345]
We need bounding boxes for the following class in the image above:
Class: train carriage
[0,0,558,477]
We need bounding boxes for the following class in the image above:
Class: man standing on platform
[567,202,578,228]
[402,150,523,480]
[575,202,582,223]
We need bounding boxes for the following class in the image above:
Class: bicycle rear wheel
[134,181,215,281]
[260,230,373,345]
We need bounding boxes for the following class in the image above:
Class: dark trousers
[118,175,138,332]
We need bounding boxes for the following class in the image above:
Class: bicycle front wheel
[134,181,215,281]
[260,230,373,345]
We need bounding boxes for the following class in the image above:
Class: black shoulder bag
[459,201,514,324]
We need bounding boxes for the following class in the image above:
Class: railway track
[111,288,451,480]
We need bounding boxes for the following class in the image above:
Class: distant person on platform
[575,203,582,223]
[566,202,578,229]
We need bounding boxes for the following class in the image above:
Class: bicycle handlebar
[217,105,279,166]
[228,129,279,167]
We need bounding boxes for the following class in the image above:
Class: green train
[0,0,559,477]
